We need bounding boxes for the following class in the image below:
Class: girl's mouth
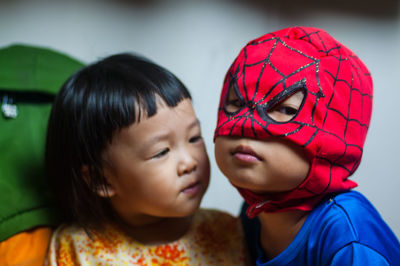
[182,181,201,196]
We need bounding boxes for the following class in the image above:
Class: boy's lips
[231,145,263,163]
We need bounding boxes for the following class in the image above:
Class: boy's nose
[178,152,197,176]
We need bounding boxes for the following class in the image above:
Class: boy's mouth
[231,145,263,162]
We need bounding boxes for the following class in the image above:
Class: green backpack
[0,44,84,241]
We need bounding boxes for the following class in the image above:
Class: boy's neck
[258,210,309,260]
[115,215,194,245]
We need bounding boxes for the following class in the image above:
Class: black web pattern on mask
[216,27,372,198]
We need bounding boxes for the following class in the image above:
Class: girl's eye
[189,135,202,143]
[152,148,169,159]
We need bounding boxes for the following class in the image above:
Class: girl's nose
[178,151,198,176]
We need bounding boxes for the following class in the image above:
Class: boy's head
[46,53,209,228]
[214,27,373,217]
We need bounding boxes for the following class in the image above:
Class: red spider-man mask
[214,27,373,218]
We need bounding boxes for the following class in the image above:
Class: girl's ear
[81,165,116,198]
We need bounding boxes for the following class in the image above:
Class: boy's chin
[229,180,280,197]
[228,179,261,193]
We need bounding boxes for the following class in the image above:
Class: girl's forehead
[112,99,197,143]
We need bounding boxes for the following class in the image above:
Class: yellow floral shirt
[46,209,249,265]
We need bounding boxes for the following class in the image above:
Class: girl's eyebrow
[137,132,169,155]
[142,119,201,147]
[188,118,201,129]
[144,132,170,145]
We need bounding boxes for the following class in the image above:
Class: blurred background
[1,0,399,238]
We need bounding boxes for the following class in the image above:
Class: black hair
[45,53,191,230]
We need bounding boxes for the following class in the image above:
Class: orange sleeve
[0,227,52,266]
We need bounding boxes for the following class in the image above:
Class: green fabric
[0,44,84,241]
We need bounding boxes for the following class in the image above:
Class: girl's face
[102,99,210,226]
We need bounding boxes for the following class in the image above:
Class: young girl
[45,53,249,264]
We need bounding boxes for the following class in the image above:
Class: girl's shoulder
[193,208,241,230]
[185,208,249,262]
[194,208,239,223]
[46,224,89,265]
[48,223,90,249]
[191,208,244,240]
[46,211,250,265]
[46,223,127,265]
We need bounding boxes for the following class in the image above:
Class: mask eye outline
[256,79,307,124]
[223,80,246,115]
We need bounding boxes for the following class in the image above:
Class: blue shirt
[241,191,400,265]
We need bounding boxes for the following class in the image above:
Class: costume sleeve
[330,242,390,266]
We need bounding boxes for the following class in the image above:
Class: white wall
[1,0,399,238]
